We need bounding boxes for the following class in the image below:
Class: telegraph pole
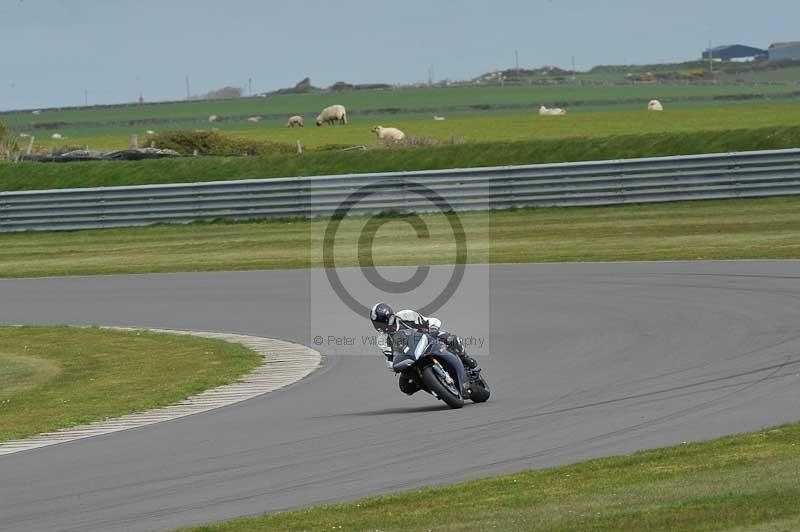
[515,49,519,71]
[572,56,576,80]
[84,89,88,106]
[248,77,252,96]
[708,40,713,74]
[185,75,191,100]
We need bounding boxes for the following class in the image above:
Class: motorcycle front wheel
[469,375,491,403]
[422,365,464,409]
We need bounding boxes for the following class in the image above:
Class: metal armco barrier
[1,148,799,232]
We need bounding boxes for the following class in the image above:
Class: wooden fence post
[130,134,138,150]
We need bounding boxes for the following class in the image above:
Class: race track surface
[1,262,799,531]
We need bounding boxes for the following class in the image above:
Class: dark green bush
[147,130,296,156]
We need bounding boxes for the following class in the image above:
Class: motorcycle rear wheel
[422,365,464,409]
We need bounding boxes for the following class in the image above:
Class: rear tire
[422,365,464,409]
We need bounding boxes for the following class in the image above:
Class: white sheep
[316,104,347,126]
[371,126,406,142]
[146,130,155,135]
[208,115,218,122]
[286,115,305,128]
[648,99,664,111]
[31,110,41,115]
[51,133,63,139]
[247,116,263,123]
[433,115,446,121]
[539,105,567,116]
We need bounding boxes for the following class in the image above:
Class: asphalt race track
[1,261,799,531]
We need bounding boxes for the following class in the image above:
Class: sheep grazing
[19,133,30,138]
[316,104,347,126]
[371,126,406,142]
[539,105,567,116]
[31,110,41,115]
[146,130,155,135]
[208,115,218,122]
[433,115,446,121]
[648,99,664,111]
[51,133,63,139]
[247,116,263,123]
[286,115,304,128]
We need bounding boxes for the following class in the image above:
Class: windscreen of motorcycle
[391,329,430,360]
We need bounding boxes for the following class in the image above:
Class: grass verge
[2,122,800,192]
[182,422,800,531]
[0,326,260,442]
[0,197,798,279]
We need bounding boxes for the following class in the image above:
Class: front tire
[469,376,491,403]
[422,365,464,409]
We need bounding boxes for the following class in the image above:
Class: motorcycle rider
[369,302,478,395]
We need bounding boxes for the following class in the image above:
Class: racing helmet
[370,302,395,332]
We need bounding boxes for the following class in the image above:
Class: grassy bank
[0,197,797,279]
[0,326,260,442]
[2,124,800,192]
[183,422,800,531]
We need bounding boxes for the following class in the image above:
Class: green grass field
[4,84,799,129]
[10,97,800,153]
[0,197,797,279]
[182,422,800,531]
[0,326,260,442]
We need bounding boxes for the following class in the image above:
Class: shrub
[330,81,355,91]
[146,130,296,156]
[31,121,68,130]
[204,86,244,100]
[0,121,21,162]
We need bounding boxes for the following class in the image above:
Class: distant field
[15,103,800,153]
[233,105,800,148]
[718,65,800,84]
[4,84,799,130]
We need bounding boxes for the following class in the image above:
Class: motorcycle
[389,328,490,409]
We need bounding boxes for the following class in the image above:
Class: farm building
[768,42,800,61]
[701,44,767,61]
